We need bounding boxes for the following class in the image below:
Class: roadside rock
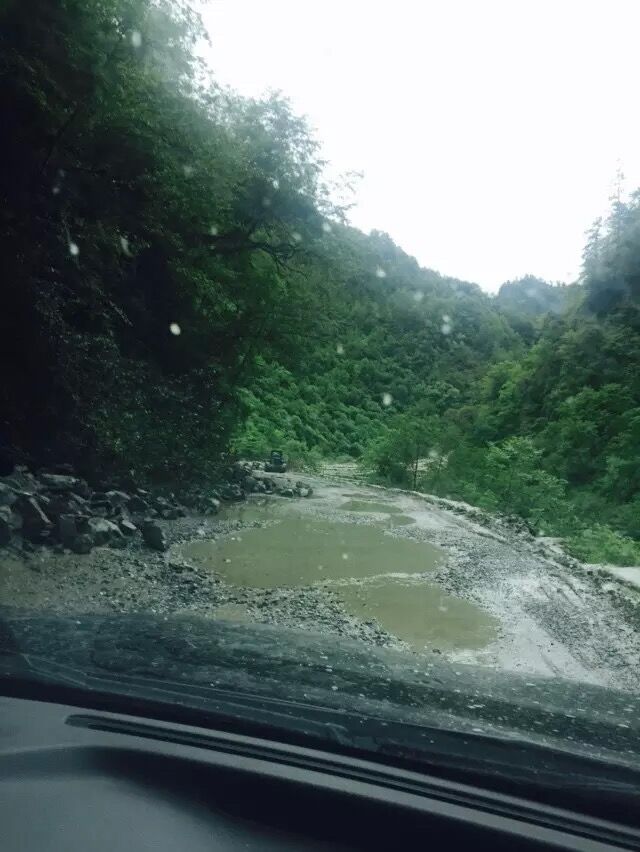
[58,513,81,546]
[2,467,39,494]
[0,483,17,507]
[119,519,138,536]
[244,475,259,493]
[86,517,123,547]
[46,492,88,519]
[15,496,52,541]
[105,490,130,508]
[0,511,11,544]
[295,481,313,498]
[142,519,167,551]
[70,533,93,554]
[38,473,80,493]
[160,506,186,520]
[221,484,244,502]
[127,495,149,513]
[204,497,221,515]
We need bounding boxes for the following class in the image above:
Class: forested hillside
[3,0,640,564]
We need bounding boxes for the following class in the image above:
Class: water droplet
[169,323,181,336]
[131,30,142,48]
[292,231,302,243]
[68,241,79,257]
[413,291,424,302]
[322,222,332,233]
[336,342,344,355]
[183,165,194,178]
[120,236,131,255]
[271,178,280,190]
[441,322,452,335]
[341,552,349,560]
[209,224,218,236]
[375,267,387,279]
[262,197,272,208]
[442,314,451,323]
[382,392,393,407]
[52,184,61,195]
[428,449,439,459]
[331,685,338,691]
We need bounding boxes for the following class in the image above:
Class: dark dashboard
[2,694,639,851]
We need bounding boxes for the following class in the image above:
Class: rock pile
[0,459,313,557]
[0,466,187,555]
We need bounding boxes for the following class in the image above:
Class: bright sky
[198,0,640,291]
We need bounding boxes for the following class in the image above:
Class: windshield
[2,0,640,783]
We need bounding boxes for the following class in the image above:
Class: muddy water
[183,516,439,586]
[181,499,498,653]
[337,580,498,651]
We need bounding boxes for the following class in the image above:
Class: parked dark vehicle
[265,450,287,473]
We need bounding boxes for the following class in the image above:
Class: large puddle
[182,517,439,586]
[337,580,497,651]
[180,500,499,653]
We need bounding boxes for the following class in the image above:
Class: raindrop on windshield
[413,291,424,302]
[322,222,332,233]
[68,241,79,257]
[292,231,302,242]
[120,236,131,255]
[375,267,386,279]
[271,178,280,190]
[183,165,194,178]
[209,224,218,236]
[169,322,181,336]
[131,30,142,48]
[441,322,452,335]
[382,392,393,406]
[336,342,345,355]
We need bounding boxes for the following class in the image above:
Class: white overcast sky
[197,0,640,292]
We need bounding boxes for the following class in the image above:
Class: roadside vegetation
[3,0,640,565]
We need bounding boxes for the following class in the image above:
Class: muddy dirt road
[3,471,640,692]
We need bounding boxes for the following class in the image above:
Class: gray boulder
[15,496,52,541]
[46,492,88,519]
[127,495,149,513]
[0,483,17,508]
[0,510,11,544]
[244,475,259,493]
[39,473,80,492]
[203,497,221,515]
[119,519,138,536]
[58,514,81,546]
[2,468,39,494]
[105,490,130,508]
[87,517,123,546]
[70,533,92,554]
[231,462,251,482]
[221,484,244,502]
[160,506,185,520]
[142,519,167,551]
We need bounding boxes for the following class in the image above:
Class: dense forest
[3,0,640,565]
